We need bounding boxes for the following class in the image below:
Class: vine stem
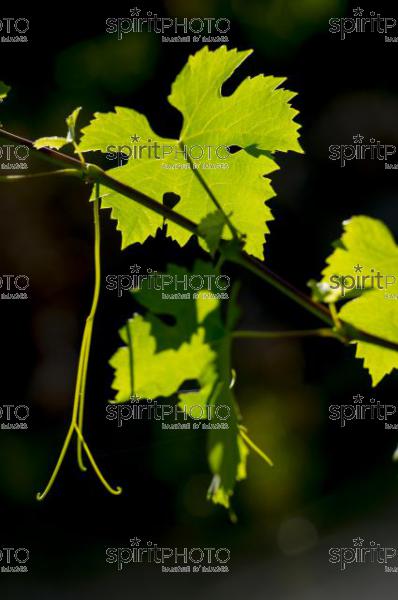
[1,128,397,354]
[36,183,121,500]
[0,169,82,181]
[76,188,101,470]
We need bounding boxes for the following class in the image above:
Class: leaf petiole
[238,426,274,467]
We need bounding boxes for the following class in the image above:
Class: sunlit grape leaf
[34,107,83,151]
[80,45,302,258]
[110,315,216,403]
[66,106,82,143]
[110,262,224,407]
[34,136,69,150]
[319,216,398,385]
[108,261,272,508]
[206,344,247,509]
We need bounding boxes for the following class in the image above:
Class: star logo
[131,134,141,143]
[354,264,363,273]
[130,7,141,17]
[130,264,141,273]
[130,537,141,546]
[352,7,364,17]
[353,537,364,547]
[353,134,364,144]
[353,394,364,403]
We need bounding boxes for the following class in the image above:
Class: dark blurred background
[1,0,398,597]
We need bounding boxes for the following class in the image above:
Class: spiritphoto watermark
[0,404,29,430]
[106,8,230,43]
[0,144,29,170]
[106,395,230,430]
[329,394,396,428]
[0,274,29,300]
[0,547,29,573]
[0,17,29,43]
[106,537,230,573]
[105,265,230,300]
[329,537,398,573]
[326,264,396,298]
[329,134,396,168]
[106,136,230,170]
[329,7,397,42]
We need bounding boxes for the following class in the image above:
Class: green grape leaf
[208,424,250,509]
[66,106,82,143]
[34,136,69,150]
[34,106,83,151]
[80,46,302,258]
[110,261,224,407]
[110,315,216,403]
[320,216,398,386]
[109,262,273,508]
[206,355,247,509]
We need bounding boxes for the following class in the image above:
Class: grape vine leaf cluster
[81,45,297,508]
[3,44,398,511]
